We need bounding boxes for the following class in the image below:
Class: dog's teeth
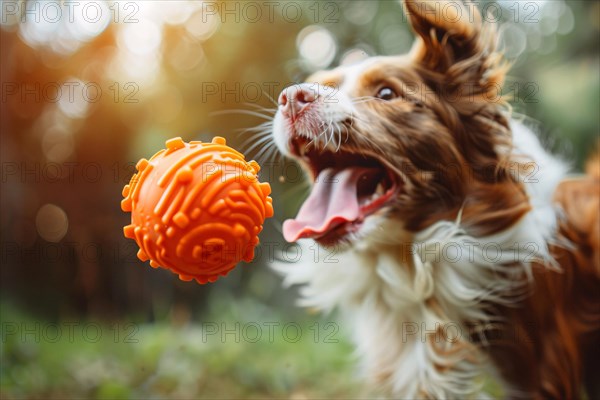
[375,183,385,196]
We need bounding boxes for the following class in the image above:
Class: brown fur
[308,0,527,237]
[301,0,600,397]
[485,176,600,399]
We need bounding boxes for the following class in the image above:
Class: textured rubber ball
[121,137,274,284]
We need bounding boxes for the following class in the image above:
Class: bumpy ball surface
[121,137,274,284]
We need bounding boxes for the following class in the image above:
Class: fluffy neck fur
[273,121,568,399]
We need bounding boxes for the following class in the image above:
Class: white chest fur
[272,122,567,398]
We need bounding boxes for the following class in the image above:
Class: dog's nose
[278,84,317,120]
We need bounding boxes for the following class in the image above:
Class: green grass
[1,302,504,399]
[1,304,362,399]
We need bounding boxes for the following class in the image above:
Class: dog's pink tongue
[283,167,375,242]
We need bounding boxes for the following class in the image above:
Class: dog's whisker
[264,1,594,398]
[336,123,344,152]
[254,144,277,164]
[238,129,273,151]
[235,125,272,135]
[323,121,334,148]
[260,90,279,107]
[236,124,274,139]
[327,123,335,149]
[210,109,274,120]
[351,96,382,104]
[254,138,280,159]
[242,102,277,114]
[243,135,274,156]
[331,124,337,151]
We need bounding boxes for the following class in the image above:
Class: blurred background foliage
[1,0,598,398]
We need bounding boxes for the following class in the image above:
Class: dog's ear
[403,0,514,185]
[404,0,504,80]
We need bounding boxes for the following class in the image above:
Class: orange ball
[121,137,274,284]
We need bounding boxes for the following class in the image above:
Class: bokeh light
[297,25,336,70]
[107,46,161,90]
[16,0,110,55]
[1,1,598,397]
[185,7,220,41]
[118,19,161,56]
[42,125,75,163]
[343,1,379,26]
[340,47,372,66]
[498,0,575,61]
[167,38,207,73]
[35,204,69,242]
[66,0,111,42]
[499,24,527,59]
[57,78,91,119]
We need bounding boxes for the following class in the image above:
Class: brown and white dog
[271,1,600,398]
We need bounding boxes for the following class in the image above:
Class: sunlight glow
[16,0,110,55]
[57,78,90,119]
[297,25,336,70]
[185,7,220,41]
[118,19,162,56]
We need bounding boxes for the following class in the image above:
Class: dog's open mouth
[283,136,400,244]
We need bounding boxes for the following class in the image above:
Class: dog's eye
[376,87,396,101]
